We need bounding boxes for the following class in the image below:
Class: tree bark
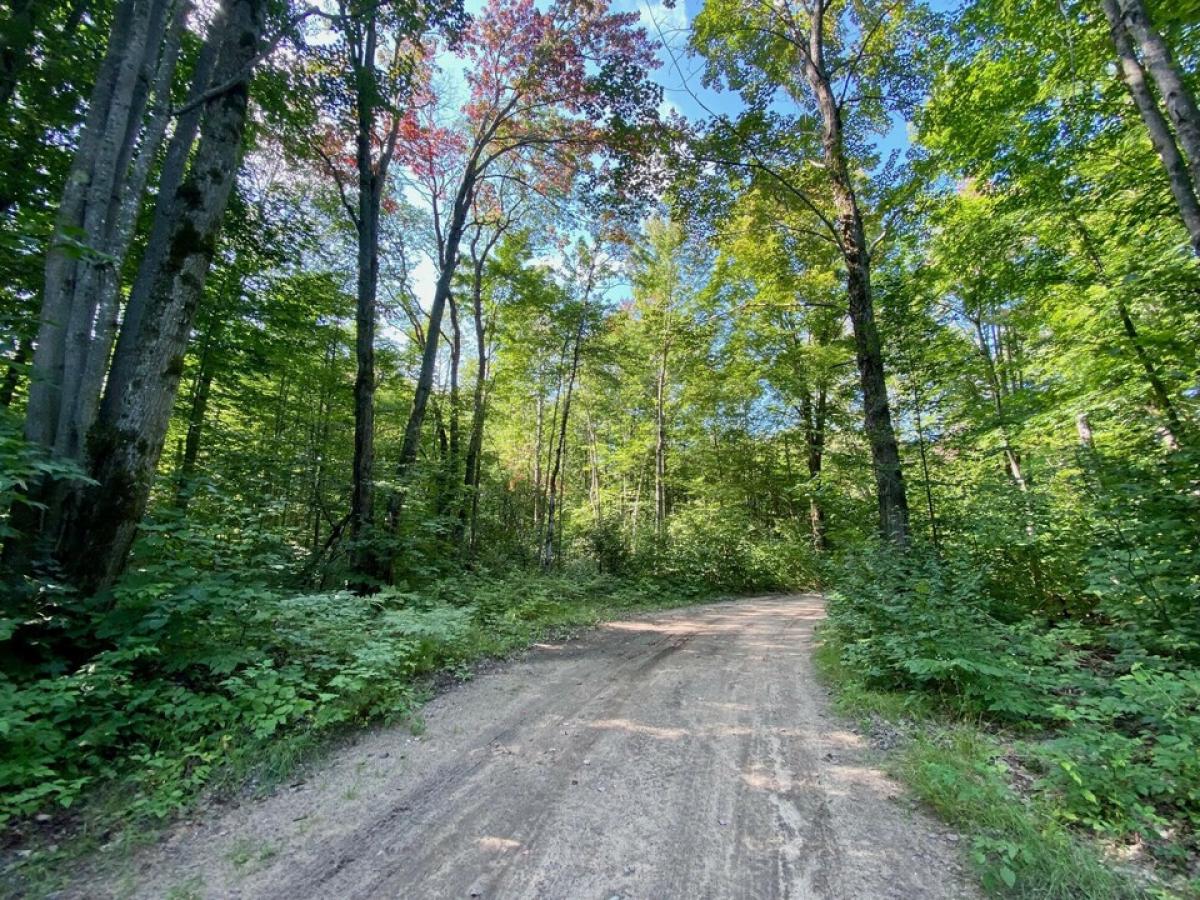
[59,0,187,462]
[438,291,463,526]
[586,410,601,526]
[799,1,909,544]
[57,0,265,593]
[104,32,218,412]
[388,168,476,529]
[175,340,215,505]
[348,11,384,583]
[542,292,589,569]
[1117,0,1200,195]
[533,391,544,533]
[27,0,161,453]
[174,300,229,506]
[1102,0,1200,256]
[463,253,489,550]
[1069,210,1183,447]
[447,291,461,475]
[653,343,668,537]
[461,227,505,551]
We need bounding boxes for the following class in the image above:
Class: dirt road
[88,595,978,899]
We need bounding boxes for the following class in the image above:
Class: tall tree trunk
[538,362,565,554]
[630,450,645,551]
[174,317,221,506]
[1117,0,1200,194]
[542,302,588,569]
[800,3,909,543]
[1070,212,1183,447]
[1102,0,1200,256]
[348,12,383,583]
[586,410,601,526]
[58,0,186,463]
[448,292,460,482]
[104,33,218,407]
[26,0,181,457]
[389,169,476,528]
[653,344,668,537]
[532,391,544,533]
[56,0,265,593]
[463,255,489,551]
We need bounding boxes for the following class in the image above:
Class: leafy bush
[0,581,469,825]
[0,559,715,833]
[825,547,1044,718]
[824,543,1200,871]
[0,412,94,545]
[641,504,820,592]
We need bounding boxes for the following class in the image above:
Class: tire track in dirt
[78,595,979,900]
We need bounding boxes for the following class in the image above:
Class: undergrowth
[0,566,722,892]
[816,543,1200,899]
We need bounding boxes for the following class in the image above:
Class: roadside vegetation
[820,534,1200,898]
[0,482,805,884]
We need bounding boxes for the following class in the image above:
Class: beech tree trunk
[56,0,265,592]
[1102,0,1200,256]
[1117,0,1200,195]
[26,0,183,462]
[104,34,218,408]
[59,0,186,463]
[800,1,909,544]
[348,13,384,582]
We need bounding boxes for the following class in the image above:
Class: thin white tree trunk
[1118,0,1200,195]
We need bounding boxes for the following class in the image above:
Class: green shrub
[825,547,1045,718]
[0,559,715,835]
[825,543,1200,871]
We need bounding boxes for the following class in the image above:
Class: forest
[0,0,1198,894]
